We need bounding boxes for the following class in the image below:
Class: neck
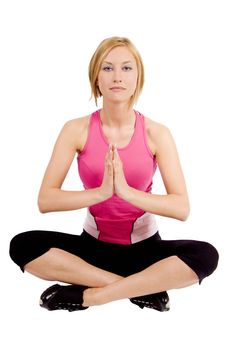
[100,101,135,127]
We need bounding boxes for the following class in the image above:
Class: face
[97,46,138,104]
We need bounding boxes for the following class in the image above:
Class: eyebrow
[102,60,133,65]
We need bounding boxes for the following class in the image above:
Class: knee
[9,232,28,264]
[196,241,219,281]
[9,231,41,269]
[178,240,219,283]
[203,241,219,274]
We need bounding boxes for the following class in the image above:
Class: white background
[1,0,232,349]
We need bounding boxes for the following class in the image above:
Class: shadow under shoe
[130,291,170,312]
[39,284,89,312]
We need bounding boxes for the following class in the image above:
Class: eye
[122,66,133,71]
[102,66,113,71]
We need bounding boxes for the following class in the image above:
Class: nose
[113,68,122,83]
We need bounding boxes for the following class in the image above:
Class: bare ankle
[83,287,105,307]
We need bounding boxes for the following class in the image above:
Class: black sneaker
[39,284,89,312]
[130,291,170,312]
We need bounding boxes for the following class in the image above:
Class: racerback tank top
[77,109,158,244]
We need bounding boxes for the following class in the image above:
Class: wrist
[97,186,113,202]
[118,185,134,202]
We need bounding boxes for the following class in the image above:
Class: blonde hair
[88,36,144,107]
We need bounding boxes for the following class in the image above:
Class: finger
[113,146,120,162]
[109,143,115,152]
[105,146,113,161]
[105,148,114,176]
[112,143,117,153]
[107,161,113,176]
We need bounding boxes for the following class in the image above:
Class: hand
[112,144,131,200]
[99,145,114,200]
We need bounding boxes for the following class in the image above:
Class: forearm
[122,187,190,221]
[38,187,104,213]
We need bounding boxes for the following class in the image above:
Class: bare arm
[38,118,113,213]
[114,121,190,221]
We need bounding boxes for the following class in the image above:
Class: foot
[39,284,89,312]
[130,291,170,312]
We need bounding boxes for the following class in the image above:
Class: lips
[110,86,126,90]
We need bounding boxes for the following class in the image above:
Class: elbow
[38,199,47,213]
[179,210,190,221]
[172,194,190,221]
[178,200,190,221]
[37,194,50,213]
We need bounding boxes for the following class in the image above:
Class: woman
[9,37,219,312]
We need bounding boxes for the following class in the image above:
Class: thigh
[128,234,219,282]
[9,230,86,271]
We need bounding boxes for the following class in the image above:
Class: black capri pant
[9,230,219,284]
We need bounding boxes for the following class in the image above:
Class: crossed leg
[25,247,199,307]
[25,247,123,286]
[82,256,198,307]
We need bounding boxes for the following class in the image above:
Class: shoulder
[143,115,173,155]
[58,114,91,152]
[63,114,90,132]
[144,116,170,138]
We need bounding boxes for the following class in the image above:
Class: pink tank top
[77,109,158,244]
